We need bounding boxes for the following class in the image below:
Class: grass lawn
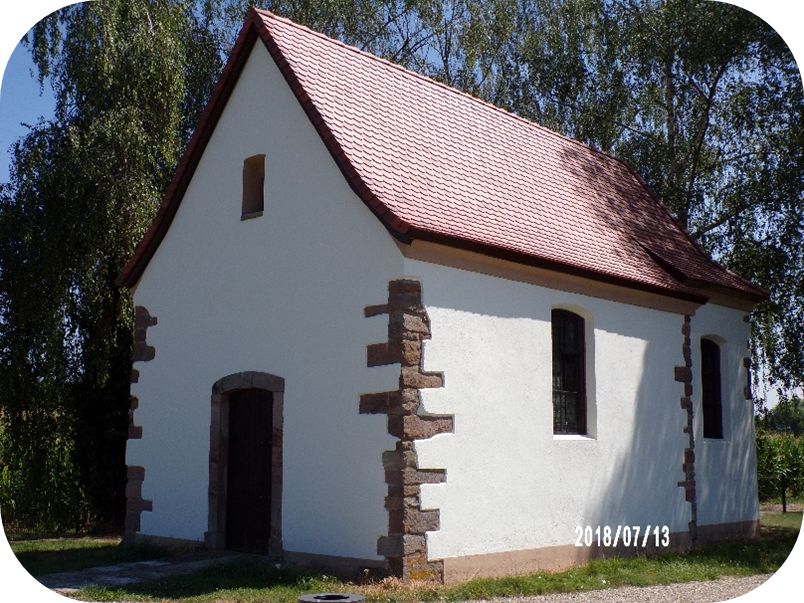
[66,511,802,603]
[10,537,173,577]
[761,510,803,531]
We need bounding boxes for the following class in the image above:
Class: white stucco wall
[405,257,755,560]
[691,303,758,527]
[129,42,405,559]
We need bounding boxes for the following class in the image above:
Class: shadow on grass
[13,541,171,577]
[683,530,799,574]
[444,528,800,603]
[760,510,803,531]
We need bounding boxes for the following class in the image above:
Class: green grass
[761,510,803,531]
[69,512,801,603]
[10,537,172,576]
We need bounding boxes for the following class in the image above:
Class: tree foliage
[454,0,803,395]
[0,0,801,531]
[756,430,804,503]
[758,397,804,436]
[0,0,223,531]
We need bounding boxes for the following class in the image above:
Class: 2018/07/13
[574,525,671,548]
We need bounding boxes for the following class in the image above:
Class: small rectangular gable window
[701,338,723,439]
[242,154,265,218]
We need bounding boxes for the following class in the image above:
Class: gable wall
[404,257,756,560]
[129,41,404,559]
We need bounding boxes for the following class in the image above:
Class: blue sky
[0,2,72,183]
[0,40,56,183]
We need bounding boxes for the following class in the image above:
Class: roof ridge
[254,8,623,166]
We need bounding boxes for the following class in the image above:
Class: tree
[756,397,804,510]
[755,430,804,509]
[0,0,224,531]
[759,398,804,436]
[1,0,801,531]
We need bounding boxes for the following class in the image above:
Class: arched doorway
[206,372,283,555]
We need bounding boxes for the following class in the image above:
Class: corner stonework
[361,279,453,581]
[675,314,696,545]
[743,357,753,401]
[124,305,156,544]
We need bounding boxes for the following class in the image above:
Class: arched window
[701,338,723,439]
[552,309,586,434]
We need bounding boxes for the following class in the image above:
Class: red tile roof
[118,9,766,304]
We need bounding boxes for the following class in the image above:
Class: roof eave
[682,278,769,310]
[407,227,711,305]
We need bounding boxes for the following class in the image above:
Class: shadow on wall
[415,257,691,556]
[580,320,690,548]
[559,142,690,549]
[577,312,758,550]
[410,138,758,562]
[556,142,757,548]
[695,334,758,528]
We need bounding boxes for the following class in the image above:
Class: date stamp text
[574,525,670,548]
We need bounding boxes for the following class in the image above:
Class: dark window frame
[701,338,724,439]
[552,309,587,435]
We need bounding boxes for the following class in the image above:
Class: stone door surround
[206,371,284,555]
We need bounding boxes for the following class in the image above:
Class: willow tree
[0,0,223,531]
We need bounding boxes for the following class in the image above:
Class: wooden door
[226,388,273,552]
